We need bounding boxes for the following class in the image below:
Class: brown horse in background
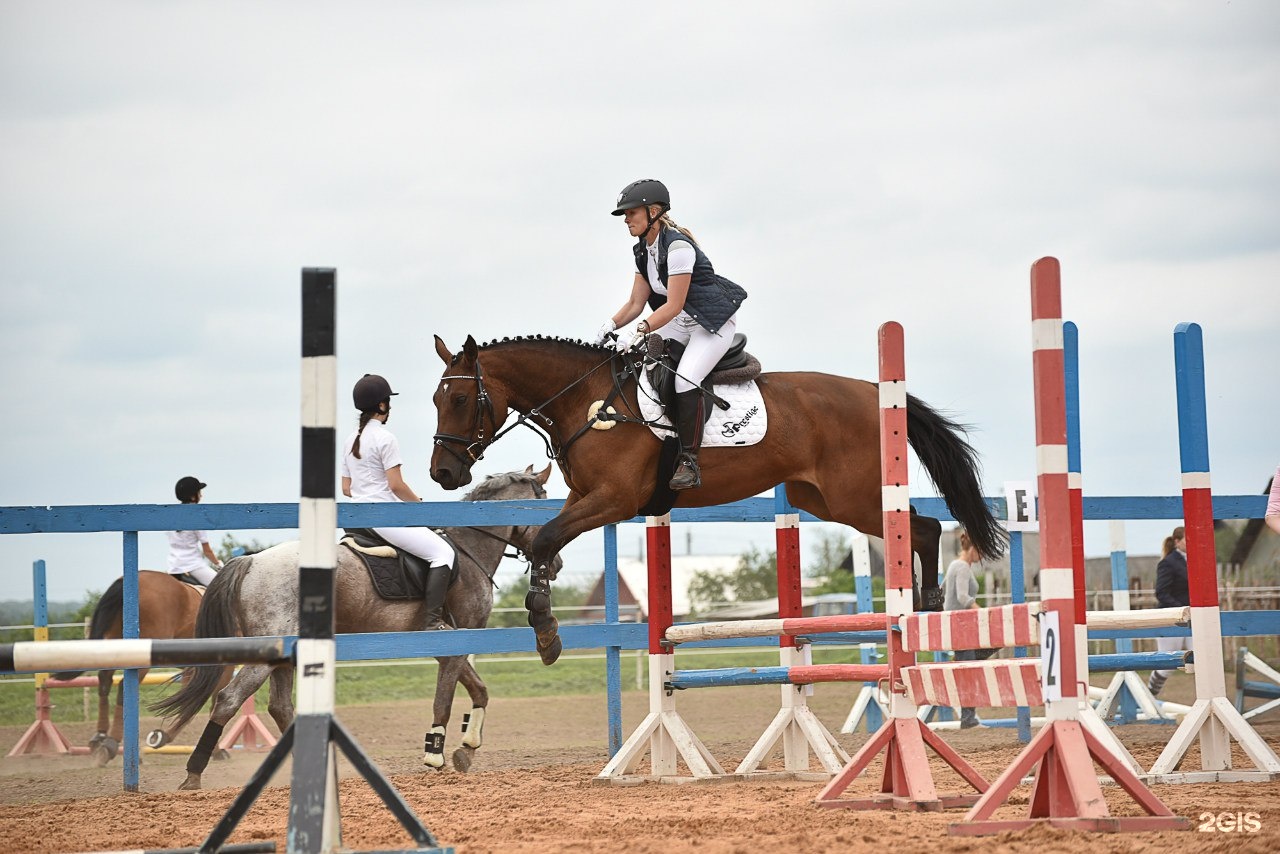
[52,570,229,765]
[429,335,1007,667]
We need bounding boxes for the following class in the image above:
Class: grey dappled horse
[151,465,560,789]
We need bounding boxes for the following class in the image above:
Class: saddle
[171,573,208,593]
[635,333,763,519]
[643,332,762,423]
[340,528,457,601]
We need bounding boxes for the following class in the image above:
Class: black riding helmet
[353,373,398,412]
[175,476,206,503]
[612,179,670,216]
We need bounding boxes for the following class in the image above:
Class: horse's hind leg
[266,664,296,734]
[89,670,117,765]
[911,511,944,611]
[451,658,489,772]
[179,664,272,790]
[148,666,233,750]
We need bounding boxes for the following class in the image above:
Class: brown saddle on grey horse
[340,528,458,601]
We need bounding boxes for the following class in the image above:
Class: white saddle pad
[637,372,768,447]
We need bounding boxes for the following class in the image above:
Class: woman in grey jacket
[593,178,748,490]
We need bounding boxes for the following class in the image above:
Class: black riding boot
[423,563,452,630]
[669,389,705,491]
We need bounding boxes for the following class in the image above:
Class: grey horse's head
[463,464,562,580]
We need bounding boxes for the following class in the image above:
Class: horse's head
[465,463,562,580]
[431,334,510,490]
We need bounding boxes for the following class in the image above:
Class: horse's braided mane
[477,334,612,354]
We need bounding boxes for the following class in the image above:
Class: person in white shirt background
[168,476,223,585]
[341,373,455,630]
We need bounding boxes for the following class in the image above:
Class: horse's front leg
[526,489,629,666]
[451,658,489,772]
[424,655,465,771]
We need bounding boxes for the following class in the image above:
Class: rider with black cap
[342,373,455,630]
[168,476,223,585]
[593,179,748,490]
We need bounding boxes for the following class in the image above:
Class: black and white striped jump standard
[195,269,451,854]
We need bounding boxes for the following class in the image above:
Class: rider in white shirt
[341,374,455,630]
[168,476,222,586]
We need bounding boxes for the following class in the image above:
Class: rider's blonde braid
[656,210,697,245]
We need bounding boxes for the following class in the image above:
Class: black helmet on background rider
[612,179,670,216]
[174,476,207,503]
[353,373,398,412]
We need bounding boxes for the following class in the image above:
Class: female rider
[341,373,455,629]
[592,179,748,490]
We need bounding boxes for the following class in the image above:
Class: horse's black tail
[51,578,126,681]
[148,556,251,732]
[906,393,1008,561]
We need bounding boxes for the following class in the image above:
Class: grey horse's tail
[148,556,252,732]
[51,577,127,681]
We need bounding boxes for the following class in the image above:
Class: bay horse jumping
[151,465,558,789]
[51,571,229,766]
[430,335,1007,667]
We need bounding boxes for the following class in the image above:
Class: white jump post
[841,533,889,734]
[597,513,724,781]
[953,257,1186,835]
[735,489,849,777]
[1144,323,1280,783]
[1092,521,1175,724]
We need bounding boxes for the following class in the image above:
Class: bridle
[433,356,503,466]
[433,348,618,469]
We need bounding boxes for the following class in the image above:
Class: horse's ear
[536,463,553,485]
[433,335,452,366]
[524,464,534,475]
[463,335,478,361]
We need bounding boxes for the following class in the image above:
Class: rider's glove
[614,319,649,353]
[592,319,616,346]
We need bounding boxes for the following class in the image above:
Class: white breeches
[182,565,219,586]
[654,314,738,394]
[1153,634,1192,679]
[373,526,455,568]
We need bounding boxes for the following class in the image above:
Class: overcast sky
[2,1,1277,603]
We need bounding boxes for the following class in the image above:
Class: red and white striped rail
[899,604,1039,653]
[664,613,888,645]
[905,660,1043,709]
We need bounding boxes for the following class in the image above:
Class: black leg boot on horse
[669,389,705,491]
[525,564,561,666]
[423,563,452,630]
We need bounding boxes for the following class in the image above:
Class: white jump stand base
[1144,696,1280,785]
[736,647,849,778]
[841,683,890,734]
[596,654,725,785]
[1094,670,1176,723]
